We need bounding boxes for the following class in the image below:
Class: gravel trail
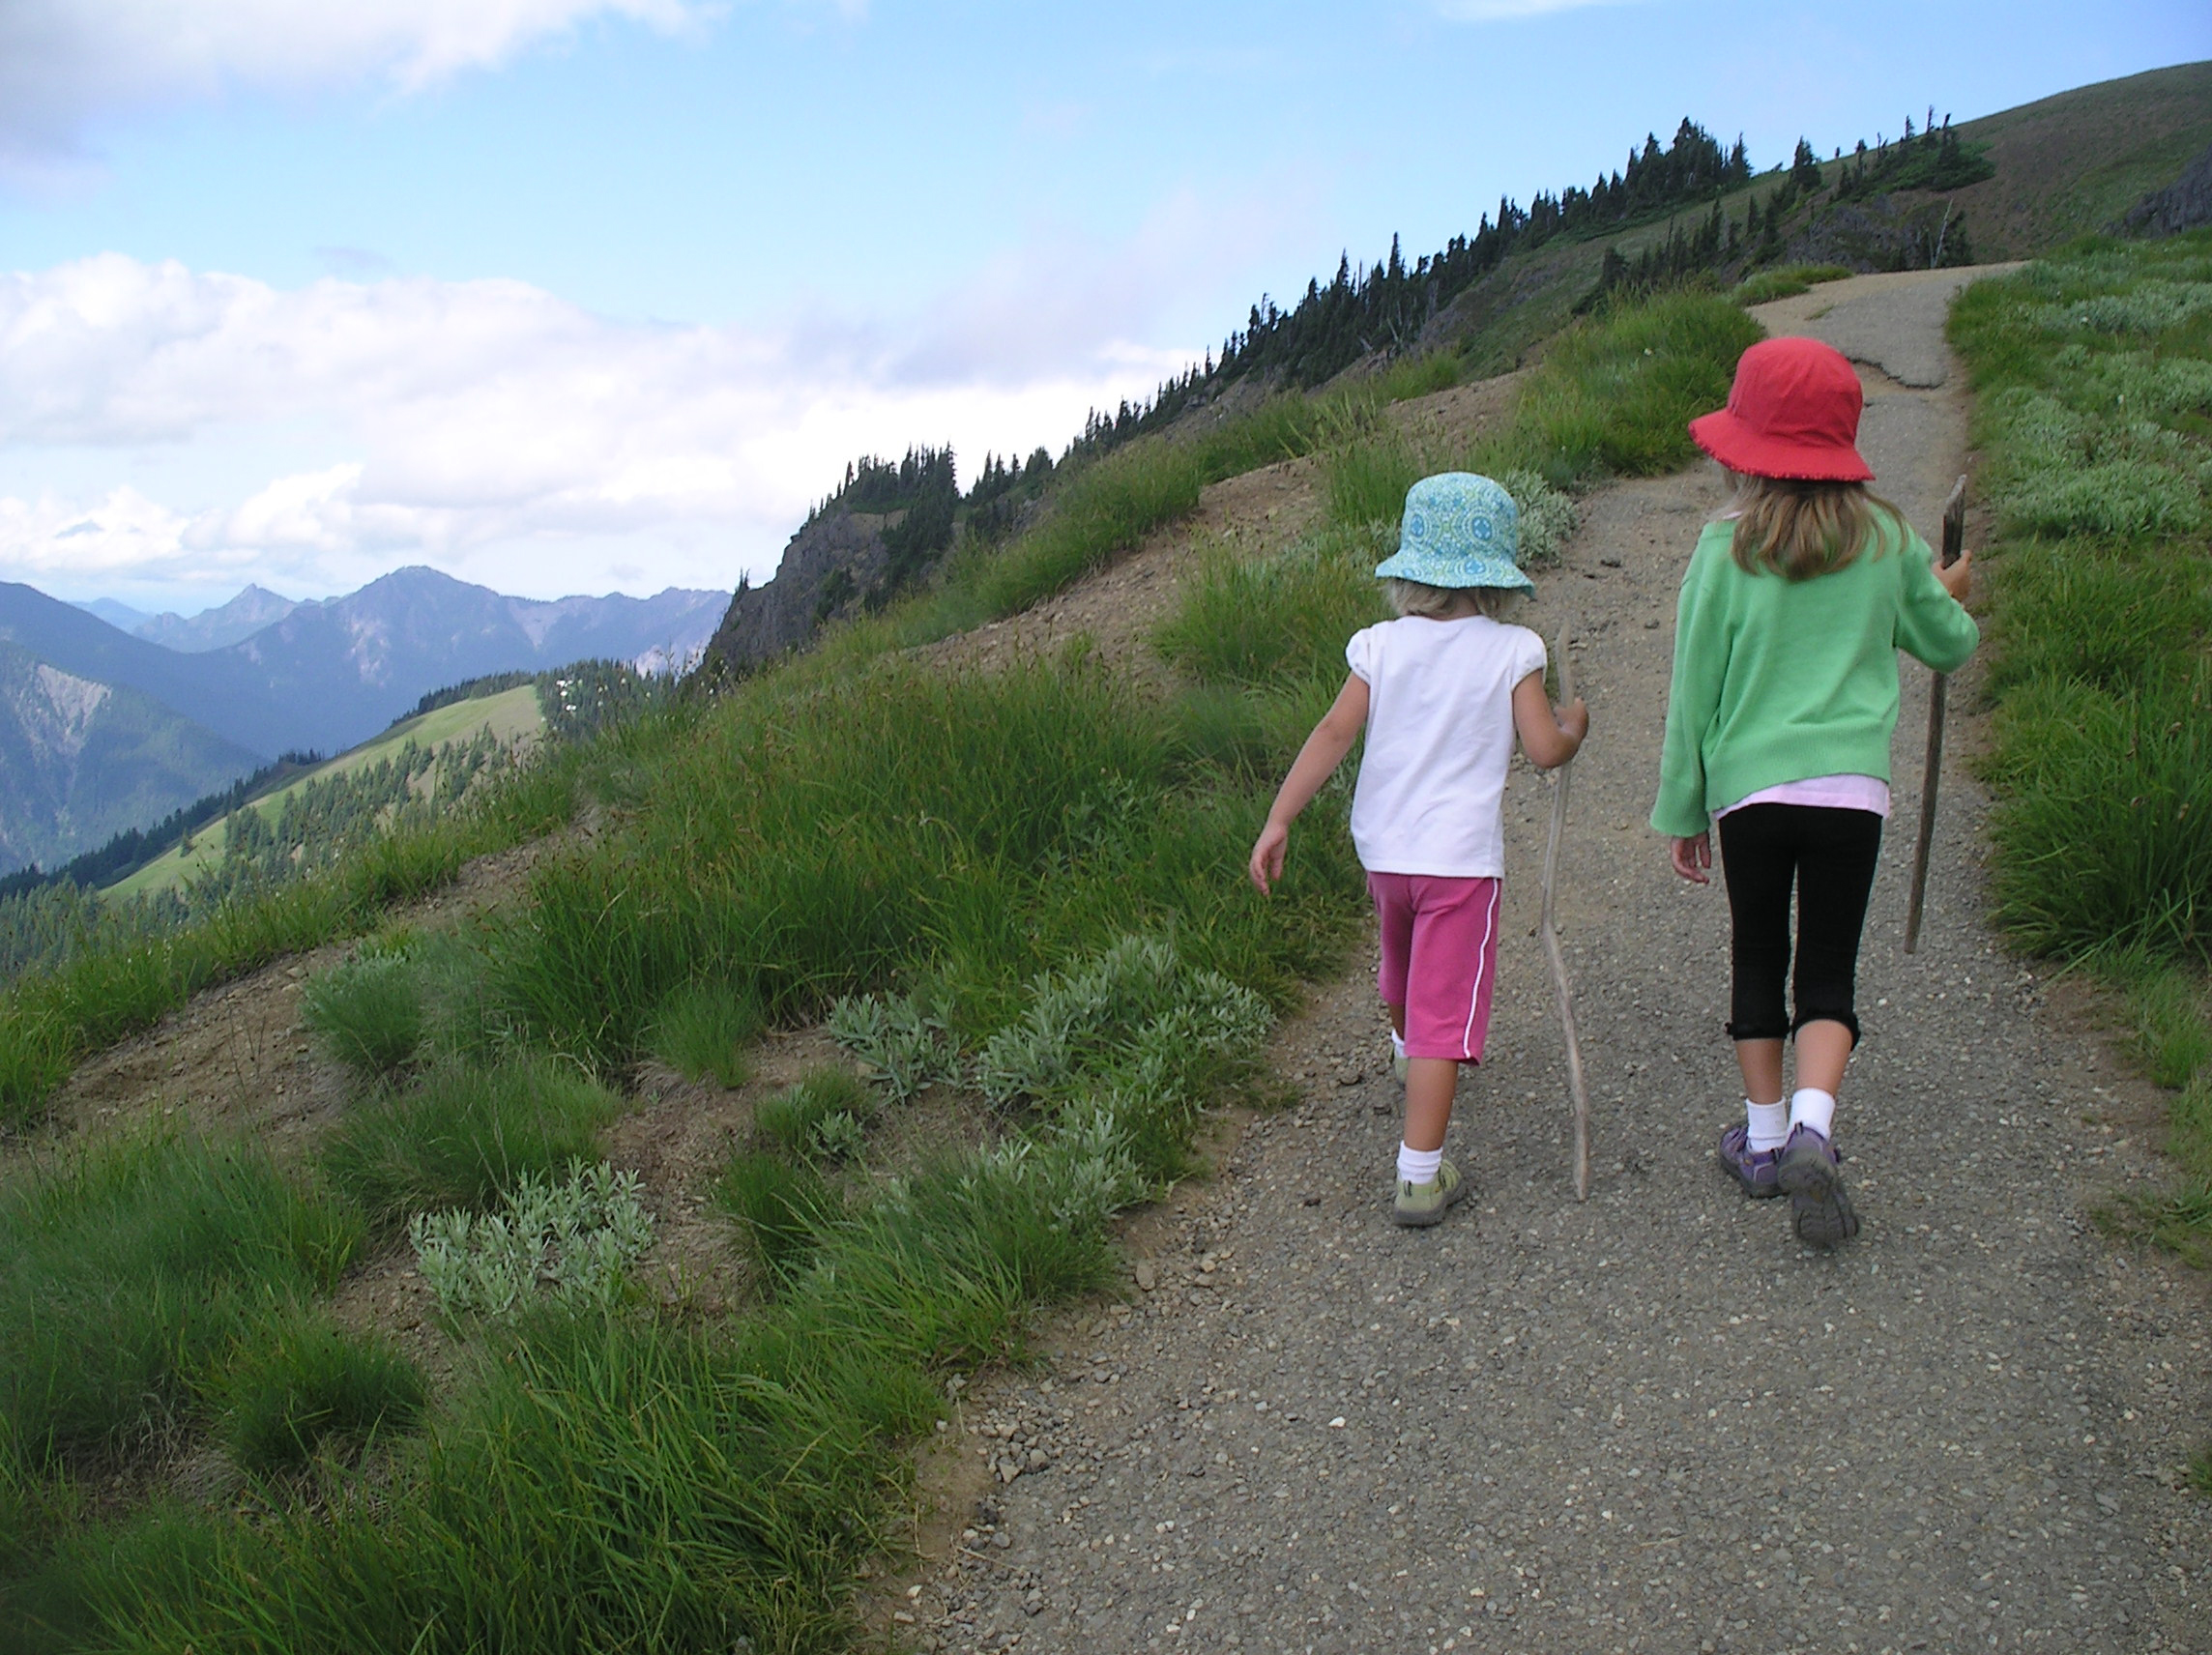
[912,269,2212,1655]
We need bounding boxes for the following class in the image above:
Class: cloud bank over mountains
[0,248,1192,604]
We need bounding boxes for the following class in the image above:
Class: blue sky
[0,1,2203,613]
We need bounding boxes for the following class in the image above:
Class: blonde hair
[1721,472,1906,581]
[1384,578,1521,621]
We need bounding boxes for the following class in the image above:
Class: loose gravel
[906,270,2212,1655]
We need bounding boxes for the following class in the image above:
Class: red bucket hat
[1688,335,1874,482]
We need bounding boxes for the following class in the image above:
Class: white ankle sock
[1790,1088,1836,1142]
[1389,1030,1407,1061]
[1397,1143,1442,1185]
[1745,1099,1789,1152]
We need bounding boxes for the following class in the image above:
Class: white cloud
[0,0,705,173]
[0,247,1204,601]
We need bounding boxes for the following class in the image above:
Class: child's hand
[1669,832,1711,885]
[1249,823,1290,895]
[1559,696,1589,745]
[1938,547,1973,602]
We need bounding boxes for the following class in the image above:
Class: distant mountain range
[5,567,727,875]
[0,640,261,874]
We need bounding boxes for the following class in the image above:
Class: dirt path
[915,269,2212,1655]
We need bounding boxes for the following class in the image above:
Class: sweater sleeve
[1650,543,1730,837]
[1892,528,1979,674]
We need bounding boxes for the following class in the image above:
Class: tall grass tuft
[0,1133,360,1465]
[301,948,424,1081]
[715,1149,847,1291]
[646,977,766,1088]
[216,1307,425,1474]
[318,1056,623,1229]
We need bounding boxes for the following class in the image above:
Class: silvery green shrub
[827,992,961,1101]
[410,1161,654,1318]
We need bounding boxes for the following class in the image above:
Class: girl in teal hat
[1248,473,1588,1224]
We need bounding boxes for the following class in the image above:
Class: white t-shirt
[1345,614,1549,878]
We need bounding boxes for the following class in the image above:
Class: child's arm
[1510,672,1587,770]
[1248,674,1370,895]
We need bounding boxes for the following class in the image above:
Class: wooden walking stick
[1538,625,1591,1201]
[1905,475,1968,954]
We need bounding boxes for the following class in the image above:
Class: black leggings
[1716,804,1883,1045]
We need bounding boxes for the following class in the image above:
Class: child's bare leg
[1386,1003,1406,1037]
[1794,1020,1851,1096]
[1403,1059,1456,1152]
[1734,1038,1786,1106]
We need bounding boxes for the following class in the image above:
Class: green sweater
[1650,515,1979,838]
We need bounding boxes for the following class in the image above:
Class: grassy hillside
[103,685,542,901]
[1417,61,2211,374]
[1946,60,2212,257]
[0,292,1763,1651]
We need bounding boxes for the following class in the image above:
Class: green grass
[1732,262,1853,305]
[1494,290,1761,485]
[715,1149,848,1291]
[1951,230,2212,1266]
[301,948,425,1081]
[1950,235,2212,966]
[477,654,1362,1066]
[0,748,584,1132]
[647,977,767,1088]
[753,1067,876,1163]
[317,1056,625,1230]
[105,685,546,903]
[0,1133,361,1466]
[215,1306,425,1474]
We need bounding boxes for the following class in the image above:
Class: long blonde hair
[1721,472,1905,581]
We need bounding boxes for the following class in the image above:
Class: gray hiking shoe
[1391,1157,1468,1227]
[1777,1124,1859,1249]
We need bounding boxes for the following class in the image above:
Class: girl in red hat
[1651,335,1976,1249]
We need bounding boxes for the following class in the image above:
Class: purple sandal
[1716,1123,1786,1200]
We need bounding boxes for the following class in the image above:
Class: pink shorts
[1368,872,1502,1062]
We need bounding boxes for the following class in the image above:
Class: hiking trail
[908,268,2212,1655]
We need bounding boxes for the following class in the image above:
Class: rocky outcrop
[2117,141,2212,238]
[701,508,891,678]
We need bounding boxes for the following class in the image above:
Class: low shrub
[826,990,961,1101]
[412,1161,655,1319]
[318,1057,623,1229]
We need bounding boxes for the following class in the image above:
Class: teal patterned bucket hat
[1373,472,1532,593]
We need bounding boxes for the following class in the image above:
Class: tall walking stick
[1905,475,1968,954]
[1538,626,1591,1201]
